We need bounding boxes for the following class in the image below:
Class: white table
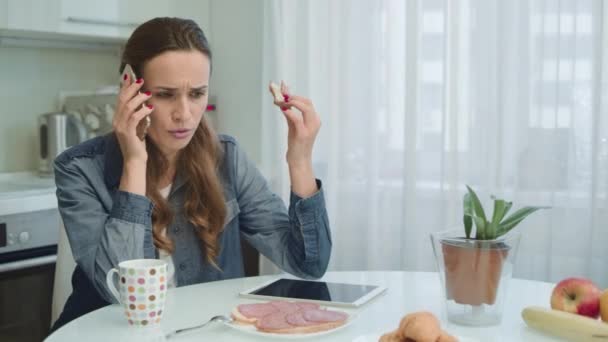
[45,271,561,341]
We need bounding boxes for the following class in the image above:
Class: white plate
[352,333,479,342]
[223,309,357,339]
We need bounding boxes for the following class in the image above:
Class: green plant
[463,185,547,240]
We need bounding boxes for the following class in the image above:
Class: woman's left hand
[272,85,321,166]
[269,83,320,197]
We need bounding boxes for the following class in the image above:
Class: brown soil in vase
[441,239,510,305]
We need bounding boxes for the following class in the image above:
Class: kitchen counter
[0,172,58,216]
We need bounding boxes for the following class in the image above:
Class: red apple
[550,277,601,318]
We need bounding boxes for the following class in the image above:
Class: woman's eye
[190,91,206,98]
[156,92,172,98]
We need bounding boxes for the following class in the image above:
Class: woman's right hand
[113,74,154,165]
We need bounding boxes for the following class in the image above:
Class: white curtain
[260,0,608,287]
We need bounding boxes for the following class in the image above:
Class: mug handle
[105,268,121,304]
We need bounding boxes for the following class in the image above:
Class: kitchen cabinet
[0,0,211,43]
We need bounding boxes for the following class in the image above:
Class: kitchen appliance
[38,112,88,175]
[60,91,117,139]
[0,172,59,342]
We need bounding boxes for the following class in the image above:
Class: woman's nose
[172,96,191,122]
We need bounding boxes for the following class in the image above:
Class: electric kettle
[38,112,88,175]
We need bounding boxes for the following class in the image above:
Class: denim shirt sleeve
[232,142,332,279]
[54,157,155,304]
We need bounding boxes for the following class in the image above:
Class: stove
[0,172,60,341]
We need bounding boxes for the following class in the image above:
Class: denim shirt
[53,133,332,311]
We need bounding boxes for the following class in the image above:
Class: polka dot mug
[106,259,168,327]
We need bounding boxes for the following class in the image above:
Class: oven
[0,174,59,342]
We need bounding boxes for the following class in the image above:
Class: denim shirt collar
[102,133,187,193]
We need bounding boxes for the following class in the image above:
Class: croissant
[379,311,457,342]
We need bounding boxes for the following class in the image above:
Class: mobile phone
[121,64,150,141]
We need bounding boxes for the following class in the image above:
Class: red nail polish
[146,104,153,109]
[283,94,290,102]
[281,107,289,111]
[144,91,151,96]
[123,73,128,81]
[136,78,143,84]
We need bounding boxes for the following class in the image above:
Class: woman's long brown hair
[121,17,226,268]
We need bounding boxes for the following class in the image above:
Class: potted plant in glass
[431,185,547,326]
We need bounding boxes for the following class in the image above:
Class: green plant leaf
[491,199,512,225]
[466,185,488,239]
[486,223,496,239]
[473,216,487,239]
[498,206,547,235]
[466,185,487,222]
[488,198,512,239]
[503,201,513,220]
[463,193,473,239]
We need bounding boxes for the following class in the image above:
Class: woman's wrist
[288,160,317,198]
[119,161,147,196]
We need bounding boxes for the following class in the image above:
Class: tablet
[238,278,386,308]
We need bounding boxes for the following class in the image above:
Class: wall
[0,45,118,172]
[209,0,264,164]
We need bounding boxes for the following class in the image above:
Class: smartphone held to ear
[122,64,151,141]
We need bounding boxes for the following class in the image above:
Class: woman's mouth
[168,129,192,139]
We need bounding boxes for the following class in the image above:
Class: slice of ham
[255,311,294,330]
[269,301,301,313]
[302,308,349,323]
[237,303,278,318]
[237,300,349,334]
[285,311,321,327]
[295,302,321,310]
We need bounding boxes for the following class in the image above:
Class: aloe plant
[463,185,547,240]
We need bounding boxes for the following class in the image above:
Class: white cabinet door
[58,0,128,38]
[118,0,172,26]
[59,0,184,39]
[0,0,210,41]
[2,0,62,33]
[117,0,211,39]
[170,0,212,36]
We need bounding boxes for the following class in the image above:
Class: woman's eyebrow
[152,85,208,91]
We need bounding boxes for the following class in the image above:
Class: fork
[165,315,233,339]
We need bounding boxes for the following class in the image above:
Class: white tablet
[238,278,387,308]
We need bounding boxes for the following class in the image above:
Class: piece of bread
[437,331,458,342]
[380,311,458,342]
[268,81,293,110]
[379,330,403,342]
[269,82,284,103]
[231,307,258,325]
[256,319,346,334]
[399,311,441,342]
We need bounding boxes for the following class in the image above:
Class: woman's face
[142,50,210,159]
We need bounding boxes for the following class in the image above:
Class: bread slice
[269,82,284,103]
[231,307,258,325]
[256,319,346,334]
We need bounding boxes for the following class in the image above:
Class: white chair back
[51,219,76,326]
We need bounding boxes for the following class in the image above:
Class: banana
[522,306,608,342]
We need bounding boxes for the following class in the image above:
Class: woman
[51,17,331,331]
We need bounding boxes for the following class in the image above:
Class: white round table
[45,271,559,341]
